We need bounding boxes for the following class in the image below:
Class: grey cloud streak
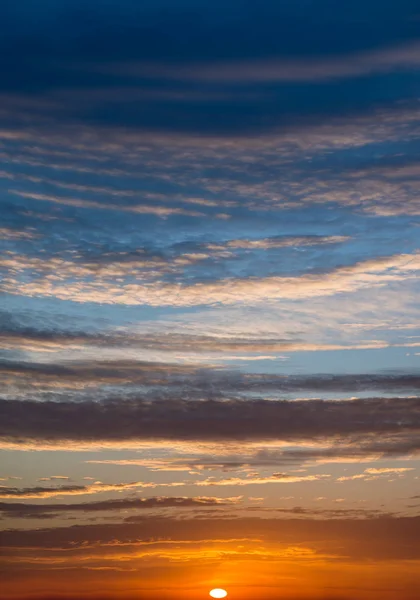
[0,496,236,519]
[1,396,419,445]
[3,355,420,394]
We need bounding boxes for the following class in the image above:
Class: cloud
[85,441,419,471]
[0,330,399,356]
[0,479,186,499]
[37,476,70,482]
[117,42,420,84]
[1,99,419,162]
[1,396,419,445]
[207,235,350,250]
[10,190,208,219]
[0,358,201,386]
[195,474,330,486]
[2,514,420,562]
[268,506,395,519]
[337,467,415,481]
[0,227,39,240]
[4,355,420,393]
[2,251,420,306]
[0,495,240,518]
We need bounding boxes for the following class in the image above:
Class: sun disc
[209,590,227,599]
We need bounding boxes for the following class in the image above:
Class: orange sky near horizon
[2,515,420,600]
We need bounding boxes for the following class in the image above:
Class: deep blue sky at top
[1,0,420,134]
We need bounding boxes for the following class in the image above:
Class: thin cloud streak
[115,42,420,84]
[0,496,240,517]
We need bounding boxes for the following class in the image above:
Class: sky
[1,1,420,599]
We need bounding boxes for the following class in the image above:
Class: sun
[209,590,227,599]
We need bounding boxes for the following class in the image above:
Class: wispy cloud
[195,473,330,486]
[10,190,208,219]
[0,227,39,240]
[2,251,419,306]
[0,480,185,499]
[338,467,415,481]
[117,42,420,84]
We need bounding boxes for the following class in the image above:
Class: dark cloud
[0,485,88,498]
[1,396,419,444]
[270,506,395,519]
[0,358,199,382]
[0,496,233,518]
